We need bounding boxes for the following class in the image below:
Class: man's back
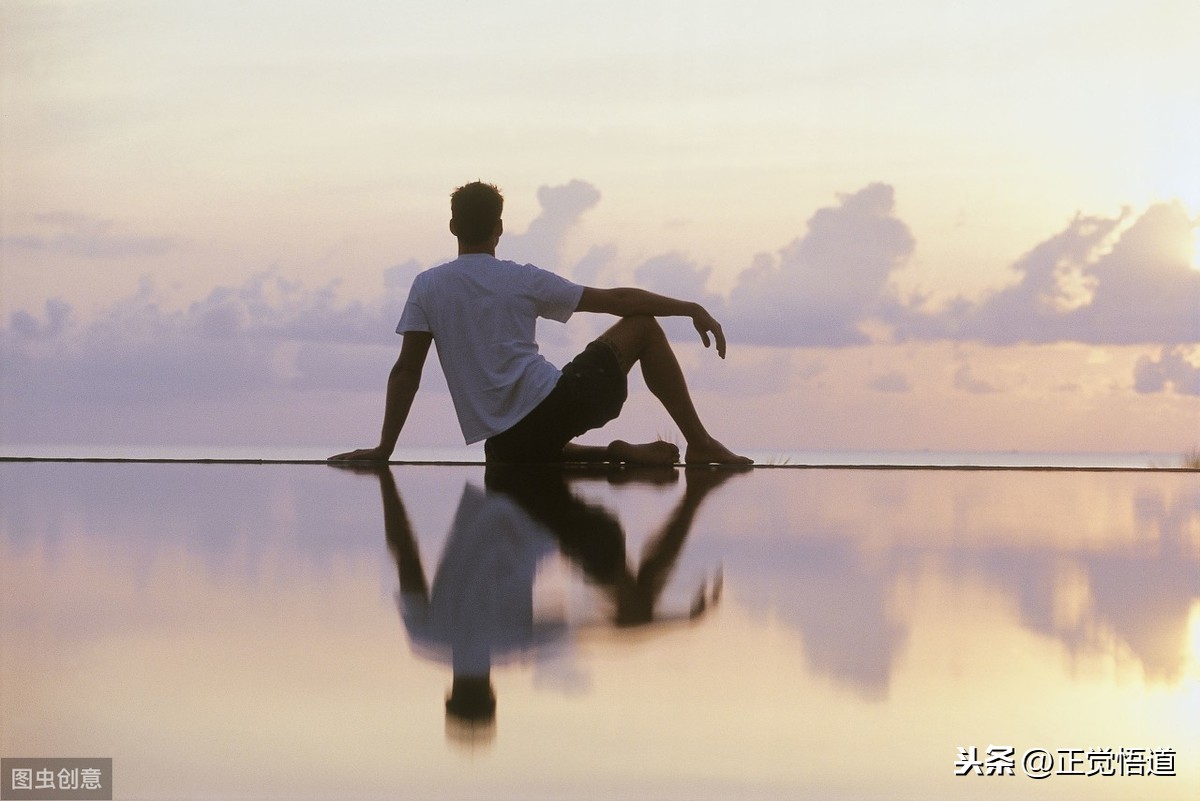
[396,254,584,443]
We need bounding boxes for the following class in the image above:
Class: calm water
[1,461,1197,800]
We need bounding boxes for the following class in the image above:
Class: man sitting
[330,181,751,466]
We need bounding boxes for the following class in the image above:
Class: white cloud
[726,183,916,347]
[502,179,602,272]
[1077,204,1200,344]
[892,202,1200,346]
[629,183,920,349]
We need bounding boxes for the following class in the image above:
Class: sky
[1,0,1198,457]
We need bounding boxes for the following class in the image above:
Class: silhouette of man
[330,181,751,466]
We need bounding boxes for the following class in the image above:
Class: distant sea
[0,443,1189,469]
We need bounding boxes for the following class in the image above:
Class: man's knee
[601,315,664,369]
[613,314,664,342]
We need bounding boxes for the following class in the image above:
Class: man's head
[450,181,504,247]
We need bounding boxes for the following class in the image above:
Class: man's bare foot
[684,437,753,465]
[608,439,680,466]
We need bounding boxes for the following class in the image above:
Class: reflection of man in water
[340,463,741,740]
[484,464,736,628]
[373,466,561,739]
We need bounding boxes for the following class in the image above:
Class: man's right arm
[328,331,433,462]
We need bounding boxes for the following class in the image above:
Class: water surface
[2,462,1197,799]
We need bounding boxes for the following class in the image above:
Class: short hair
[450,181,503,245]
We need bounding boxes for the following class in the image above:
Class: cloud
[0,270,405,419]
[3,282,282,407]
[0,180,608,445]
[185,271,394,344]
[725,183,916,347]
[891,202,1200,346]
[953,363,999,395]
[0,212,179,258]
[3,180,1197,450]
[869,372,911,394]
[1077,204,1200,344]
[1134,346,1200,396]
[9,298,72,339]
[571,243,619,286]
[502,179,602,272]
[631,183,918,348]
[634,252,726,314]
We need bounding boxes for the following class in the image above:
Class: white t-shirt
[397,254,584,443]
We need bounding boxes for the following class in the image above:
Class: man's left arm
[575,286,727,358]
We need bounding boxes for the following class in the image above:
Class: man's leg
[596,316,751,465]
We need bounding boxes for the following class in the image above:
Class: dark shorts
[484,340,628,463]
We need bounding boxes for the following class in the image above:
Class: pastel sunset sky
[2,0,1197,457]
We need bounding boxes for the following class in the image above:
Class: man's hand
[691,307,728,359]
[328,446,392,462]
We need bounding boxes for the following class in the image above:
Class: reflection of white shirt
[397,254,584,443]
[400,483,566,675]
